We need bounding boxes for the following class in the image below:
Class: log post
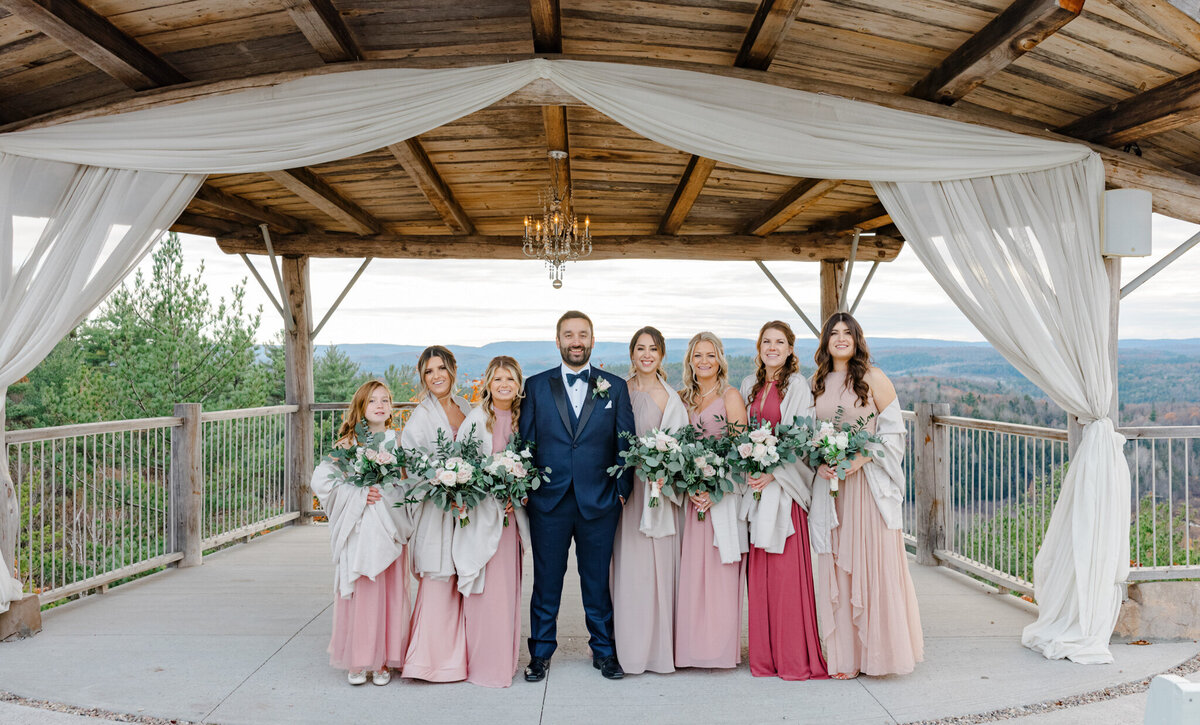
[170,403,203,567]
[915,402,951,565]
[283,256,314,521]
[820,259,844,326]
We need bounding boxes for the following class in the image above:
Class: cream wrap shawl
[633,375,690,539]
[808,397,907,555]
[737,374,817,554]
[311,429,413,598]
[451,405,532,596]
[403,393,472,581]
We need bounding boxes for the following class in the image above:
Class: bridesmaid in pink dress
[812,313,923,677]
[402,346,471,682]
[743,321,828,680]
[460,356,525,687]
[674,332,748,669]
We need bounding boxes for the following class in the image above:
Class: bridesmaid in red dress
[741,321,828,680]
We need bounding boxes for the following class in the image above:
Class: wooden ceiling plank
[174,212,244,237]
[387,139,475,234]
[191,184,313,234]
[736,0,808,71]
[909,0,1083,104]
[530,0,561,54]
[0,0,186,90]
[282,0,363,63]
[1108,0,1200,61]
[1058,68,1200,145]
[812,202,892,233]
[744,178,844,236]
[214,230,904,262]
[659,156,717,235]
[265,168,384,236]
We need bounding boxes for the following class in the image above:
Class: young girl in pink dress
[674,332,748,669]
[311,380,413,686]
[453,356,530,687]
[810,313,923,678]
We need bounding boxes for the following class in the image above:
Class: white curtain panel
[875,154,1129,664]
[0,153,202,609]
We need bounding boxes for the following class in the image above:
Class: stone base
[0,593,41,641]
[1113,581,1200,642]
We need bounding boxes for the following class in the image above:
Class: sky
[151,213,1200,348]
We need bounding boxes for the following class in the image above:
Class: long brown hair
[337,380,393,444]
[480,355,524,434]
[627,326,667,381]
[749,320,799,405]
[680,331,729,412]
[416,345,458,400]
[812,312,872,408]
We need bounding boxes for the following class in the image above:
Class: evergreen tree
[314,345,363,402]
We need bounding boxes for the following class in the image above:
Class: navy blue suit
[520,365,635,660]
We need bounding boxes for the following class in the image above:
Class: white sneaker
[347,670,368,686]
[372,668,391,686]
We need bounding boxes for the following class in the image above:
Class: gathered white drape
[875,154,1129,663]
[0,58,1122,660]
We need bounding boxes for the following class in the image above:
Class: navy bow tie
[566,369,590,387]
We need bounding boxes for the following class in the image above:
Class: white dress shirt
[560,363,592,418]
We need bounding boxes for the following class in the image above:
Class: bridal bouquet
[800,407,881,496]
[607,428,687,508]
[402,425,490,527]
[722,418,810,501]
[326,420,405,489]
[483,437,551,527]
[678,428,735,521]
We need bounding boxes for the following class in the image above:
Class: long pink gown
[403,419,469,683]
[328,552,411,672]
[815,370,924,676]
[674,394,744,669]
[462,408,523,688]
[747,381,828,680]
[610,390,678,674]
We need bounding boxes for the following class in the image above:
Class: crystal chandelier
[523,150,592,288]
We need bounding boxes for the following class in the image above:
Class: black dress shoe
[593,655,625,680]
[524,656,550,682]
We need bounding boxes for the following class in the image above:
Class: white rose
[737,442,753,458]
[445,456,464,469]
[693,456,707,468]
[596,378,611,392]
[456,466,473,484]
[834,432,849,449]
[702,465,716,477]
[752,443,767,459]
[513,462,527,478]
[436,470,456,486]
[749,428,769,444]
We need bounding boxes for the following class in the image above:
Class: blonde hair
[627,326,667,381]
[337,380,393,444]
[480,355,524,434]
[416,345,458,400]
[680,331,729,411]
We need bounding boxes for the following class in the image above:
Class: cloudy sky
[149,213,1200,348]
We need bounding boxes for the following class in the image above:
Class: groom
[519,310,635,681]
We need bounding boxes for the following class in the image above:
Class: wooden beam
[820,260,844,323]
[282,257,315,522]
[265,168,384,236]
[216,231,904,262]
[191,185,312,234]
[529,0,561,54]
[659,156,717,235]
[909,0,1083,104]
[282,0,364,62]
[1058,68,1200,145]
[542,104,572,198]
[745,178,844,236]
[0,0,186,90]
[736,0,807,70]
[387,140,474,234]
[172,212,245,237]
[812,202,892,234]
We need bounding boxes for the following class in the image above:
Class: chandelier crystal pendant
[523,150,592,288]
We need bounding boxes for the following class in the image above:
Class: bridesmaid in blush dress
[810,313,923,678]
[402,346,471,683]
[674,332,748,669]
[610,327,689,674]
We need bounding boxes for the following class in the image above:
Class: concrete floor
[0,524,1195,725]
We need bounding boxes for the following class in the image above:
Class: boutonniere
[592,377,612,399]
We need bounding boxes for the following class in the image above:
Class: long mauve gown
[815,370,923,676]
[610,389,679,674]
[674,393,744,669]
[403,419,469,683]
[461,409,523,688]
[747,381,828,680]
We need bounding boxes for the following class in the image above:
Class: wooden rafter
[214,230,904,262]
[659,156,718,235]
[174,212,244,237]
[0,0,186,90]
[542,103,572,198]
[1058,68,1200,145]
[529,0,561,54]
[192,185,313,234]
[266,168,384,236]
[387,140,475,235]
[283,0,363,62]
[744,178,844,236]
[908,0,1083,104]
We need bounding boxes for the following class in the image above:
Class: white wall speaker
[1103,188,1152,257]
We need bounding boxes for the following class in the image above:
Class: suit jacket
[519,365,635,520]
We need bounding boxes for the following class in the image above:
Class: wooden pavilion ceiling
[3,0,1200,262]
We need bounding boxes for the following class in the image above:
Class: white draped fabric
[0,58,1123,661]
[875,155,1128,663]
